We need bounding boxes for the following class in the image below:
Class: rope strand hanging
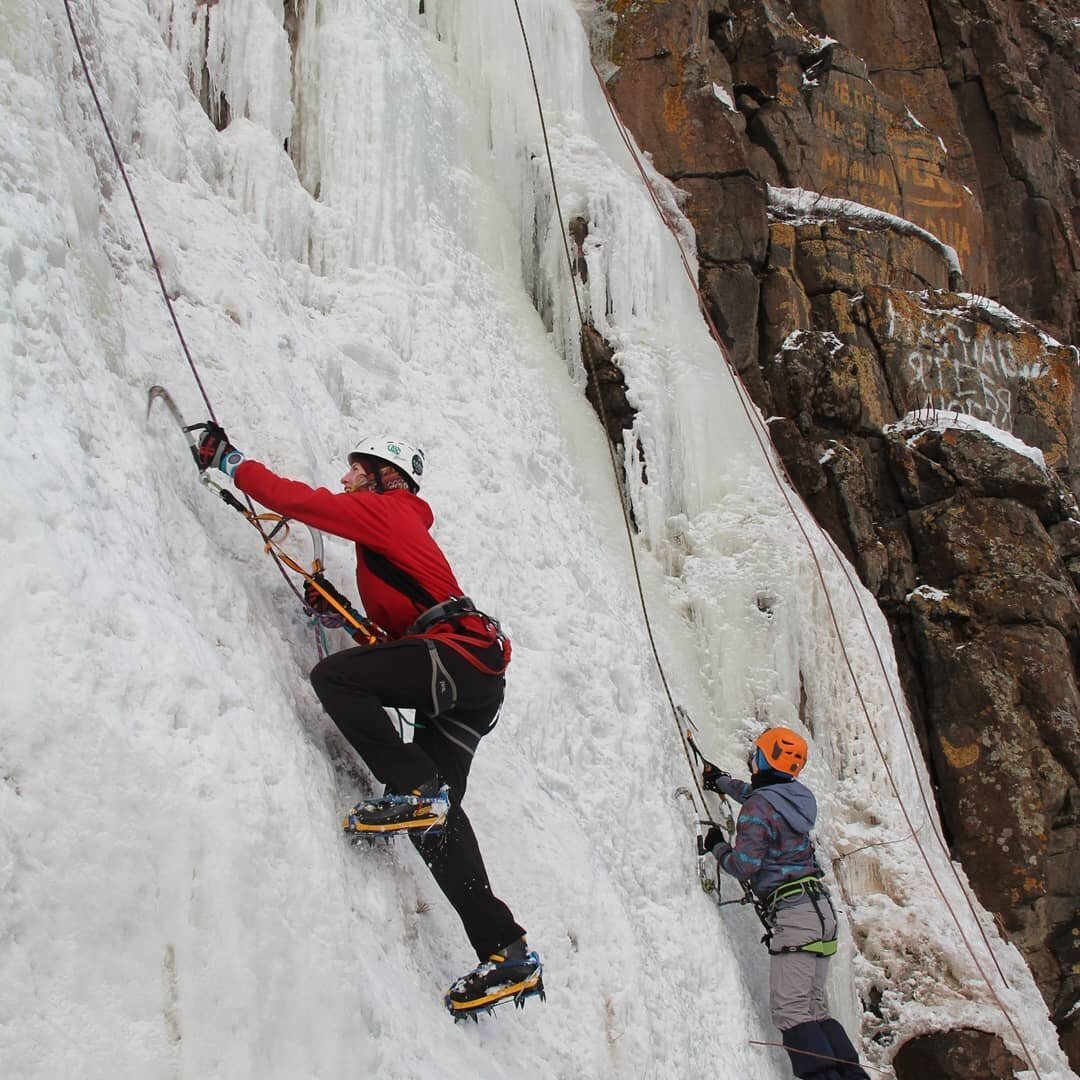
[62,0,319,636]
[62,0,214,422]
[509,0,710,818]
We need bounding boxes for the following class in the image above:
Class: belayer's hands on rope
[194,422,245,477]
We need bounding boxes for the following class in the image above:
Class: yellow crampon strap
[445,971,543,1013]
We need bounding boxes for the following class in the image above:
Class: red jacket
[234,460,480,640]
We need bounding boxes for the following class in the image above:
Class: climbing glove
[702,825,728,856]
[701,761,730,792]
[304,575,350,616]
[303,579,331,614]
[195,422,245,477]
[303,577,385,643]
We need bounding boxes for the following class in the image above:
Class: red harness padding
[361,548,511,676]
[416,617,512,676]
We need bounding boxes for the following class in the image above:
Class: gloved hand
[348,619,386,645]
[304,575,354,629]
[702,825,728,855]
[195,422,245,477]
[305,575,358,615]
[304,578,337,615]
[702,761,730,792]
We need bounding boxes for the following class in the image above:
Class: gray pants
[769,895,837,1030]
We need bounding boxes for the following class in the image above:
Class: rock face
[792,0,1080,348]
[605,0,1079,343]
[759,281,1080,1067]
[893,1027,1027,1079]
[597,0,1080,1068]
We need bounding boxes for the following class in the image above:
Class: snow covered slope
[1,1,1072,1077]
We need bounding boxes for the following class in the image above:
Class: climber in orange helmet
[702,728,869,1080]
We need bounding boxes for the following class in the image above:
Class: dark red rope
[62,0,216,422]
[62,0,315,617]
[748,1040,894,1075]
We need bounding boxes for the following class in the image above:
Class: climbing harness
[407,596,478,635]
[765,874,828,913]
[762,875,839,957]
[362,549,511,675]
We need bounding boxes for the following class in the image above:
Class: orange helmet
[753,727,808,778]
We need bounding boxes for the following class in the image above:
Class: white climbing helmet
[348,436,426,492]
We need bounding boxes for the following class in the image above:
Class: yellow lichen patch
[939,734,981,769]
[661,85,689,141]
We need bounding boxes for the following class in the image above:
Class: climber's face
[342,459,377,492]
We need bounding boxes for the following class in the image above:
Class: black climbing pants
[781,1018,869,1079]
[310,636,525,960]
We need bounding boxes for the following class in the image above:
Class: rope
[62,0,319,648]
[748,1040,895,1076]
[509,0,709,818]
[61,0,215,421]
[510,0,586,332]
[586,53,1036,1074]
[816,523,1010,979]
[311,618,329,660]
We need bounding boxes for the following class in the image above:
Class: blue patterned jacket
[708,774,823,898]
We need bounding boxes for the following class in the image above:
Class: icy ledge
[767,185,963,284]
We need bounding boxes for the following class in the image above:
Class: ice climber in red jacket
[195,423,543,1017]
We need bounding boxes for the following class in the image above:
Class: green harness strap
[795,938,838,957]
[767,874,825,906]
[764,875,839,957]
